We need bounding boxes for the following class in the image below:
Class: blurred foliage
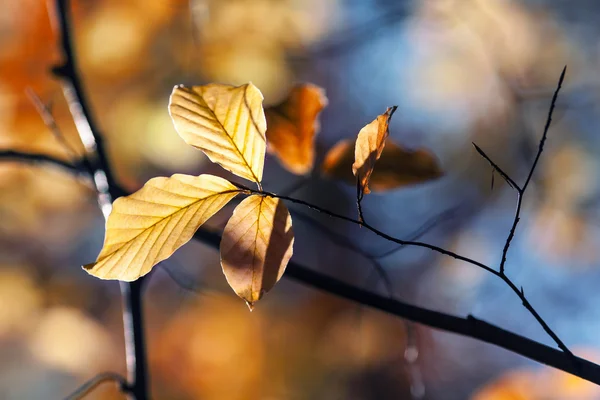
[2,0,600,399]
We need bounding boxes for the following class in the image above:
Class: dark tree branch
[48,1,148,399]
[63,372,127,400]
[0,150,86,175]
[191,227,598,383]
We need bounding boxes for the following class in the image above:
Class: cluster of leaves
[84,82,441,308]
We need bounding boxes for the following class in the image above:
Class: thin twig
[498,66,566,275]
[25,87,81,161]
[235,183,499,275]
[63,372,127,400]
[472,67,573,358]
[357,181,366,224]
[472,143,520,191]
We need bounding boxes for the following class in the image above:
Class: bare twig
[472,143,520,191]
[25,87,81,161]
[63,372,127,400]
[473,67,573,358]
[357,181,366,224]
[233,182,499,275]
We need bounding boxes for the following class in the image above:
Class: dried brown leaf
[322,138,442,192]
[265,83,328,175]
[352,106,397,197]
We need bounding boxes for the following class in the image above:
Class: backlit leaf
[265,84,328,175]
[169,83,267,183]
[322,138,442,192]
[84,174,240,281]
[352,106,397,198]
[220,195,294,309]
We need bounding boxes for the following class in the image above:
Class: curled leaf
[85,174,240,281]
[265,84,328,175]
[169,83,267,183]
[322,138,443,191]
[353,106,397,198]
[220,195,294,309]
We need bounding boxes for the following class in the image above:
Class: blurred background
[2,0,600,398]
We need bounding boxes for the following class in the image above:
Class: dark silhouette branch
[472,143,520,191]
[473,67,573,359]
[499,66,566,275]
[48,1,148,399]
[191,227,598,383]
[0,149,86,175]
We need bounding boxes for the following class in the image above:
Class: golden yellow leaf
[220,195,294,308]
[265,83,328,175]
[84,174,240,281]
[322,138,442,192]
[169,83,267,183]
[352,106,397,197]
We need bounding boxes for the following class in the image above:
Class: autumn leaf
[220,195,294,309]
[352,106,397,198]
[321,138,442,191]
[265,84,328,175]
[84,174,240,281]
[169,83,267,183]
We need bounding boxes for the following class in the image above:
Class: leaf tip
[246,301,255,312]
